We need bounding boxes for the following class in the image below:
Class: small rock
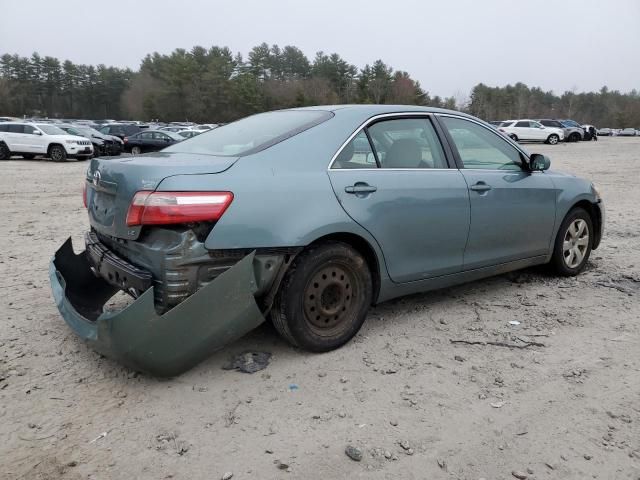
[560,454,568,461]
[389,419,398,427]
[437,458,446,470]
[384,451,392,459]
[27,423,37,429]
[512,471,528,480]
[527,467,534,474]
[345,445,363,462]
[406,448,414,455]
[276,462,289,470]
[66,461,78,467]
[339,377,348,384]
[391,454,398,461]
[337,412,346,418]
[265,449,273,454]
[221,473,233,480]
[584,454,592,460]
[439,319,447,325]
[318,372,327,378]
[454,355,465,362]
[490,401,506,408]
[545,462,555,470]
[399,440,411,450]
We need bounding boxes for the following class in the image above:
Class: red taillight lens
[83,182,88,208]
[126,191,233,226]
[123,136,128,143]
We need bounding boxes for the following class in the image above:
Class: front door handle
[470,182,492,192]
[345,183,377,194]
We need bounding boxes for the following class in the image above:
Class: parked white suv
[0,122,93,161]
[498,119,565,145]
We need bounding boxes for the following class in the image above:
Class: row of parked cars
[596,127,639,136]
[488,118,598,144]
[0,117,219,161]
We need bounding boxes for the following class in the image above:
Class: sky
[2,0,639,98]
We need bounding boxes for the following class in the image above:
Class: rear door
[513,120,535,140]
[438,115,557,270]
[328,115,470,283]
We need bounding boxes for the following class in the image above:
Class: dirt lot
[1,137,639,480]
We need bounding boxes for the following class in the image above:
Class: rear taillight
[83,182,88,208]
[126,191,233,226]
[123,136,128,143]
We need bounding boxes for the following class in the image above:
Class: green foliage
[1,46,638,126]
[468,82,640,127]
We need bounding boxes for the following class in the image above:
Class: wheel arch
[47,142,65,153]
[307,232,381,304]
[568,200,602,249]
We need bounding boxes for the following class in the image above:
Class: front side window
[440,116,523,171]
[367,118,447,169]
[23,125,37,134]
[164,110,333,157]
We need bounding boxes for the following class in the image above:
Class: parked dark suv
[537,119,584,142]
[98,123,143,141]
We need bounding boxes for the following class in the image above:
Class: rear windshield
[164,110,333,157]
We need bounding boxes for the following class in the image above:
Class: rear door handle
[470,182,492,192]
[345,184,377,194]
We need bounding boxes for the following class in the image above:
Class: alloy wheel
[50,146,64,161]
[563,219,589,268]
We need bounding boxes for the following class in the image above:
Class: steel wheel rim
[303,262,358,336]
[563,219,589,268]
[51,147,63,161]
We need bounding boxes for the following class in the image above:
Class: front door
[328,116,470,283]
[438,115,557,270]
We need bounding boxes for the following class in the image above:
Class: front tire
[569,132,581,142]
[271,242,373,352]
[48,145,67,162]
[551,208,593,276]
[0,142,10,160]
[546,134,560,145]
[131,146,142,155]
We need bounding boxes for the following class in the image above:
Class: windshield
[36,124,67,135]
[164,131,184,141]
[75,126,101,136]
[164,110,333,157]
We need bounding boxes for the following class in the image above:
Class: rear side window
[333,131,377,169]
[7,124,24,133]
[164,110,333,157]
[0,124,8,132]
[515,121,530,128]
[368,118,447,169]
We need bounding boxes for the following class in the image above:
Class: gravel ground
[1,137,639,480]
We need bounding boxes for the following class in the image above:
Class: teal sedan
[50,105,604,376]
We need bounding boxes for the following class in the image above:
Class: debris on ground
[222,351,272,373]
[345,445,363,461]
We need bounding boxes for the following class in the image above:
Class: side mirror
[529,153,551,171]
[33,130,42,135]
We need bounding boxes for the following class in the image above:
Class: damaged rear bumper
[49,238,267,377]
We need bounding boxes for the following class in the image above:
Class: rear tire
[48,145,67,162]
[271,241,373,352]
[546,134,559,145]
[550,207,593,276]
[0,142,10,160]
[569,132,581,142]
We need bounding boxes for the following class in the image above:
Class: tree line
[1,45,639,127]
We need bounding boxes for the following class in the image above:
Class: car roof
[285,104,468,116]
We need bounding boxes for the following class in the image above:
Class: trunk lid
[86,152,238,240]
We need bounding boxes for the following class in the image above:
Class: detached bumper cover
[49,238,266,377]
